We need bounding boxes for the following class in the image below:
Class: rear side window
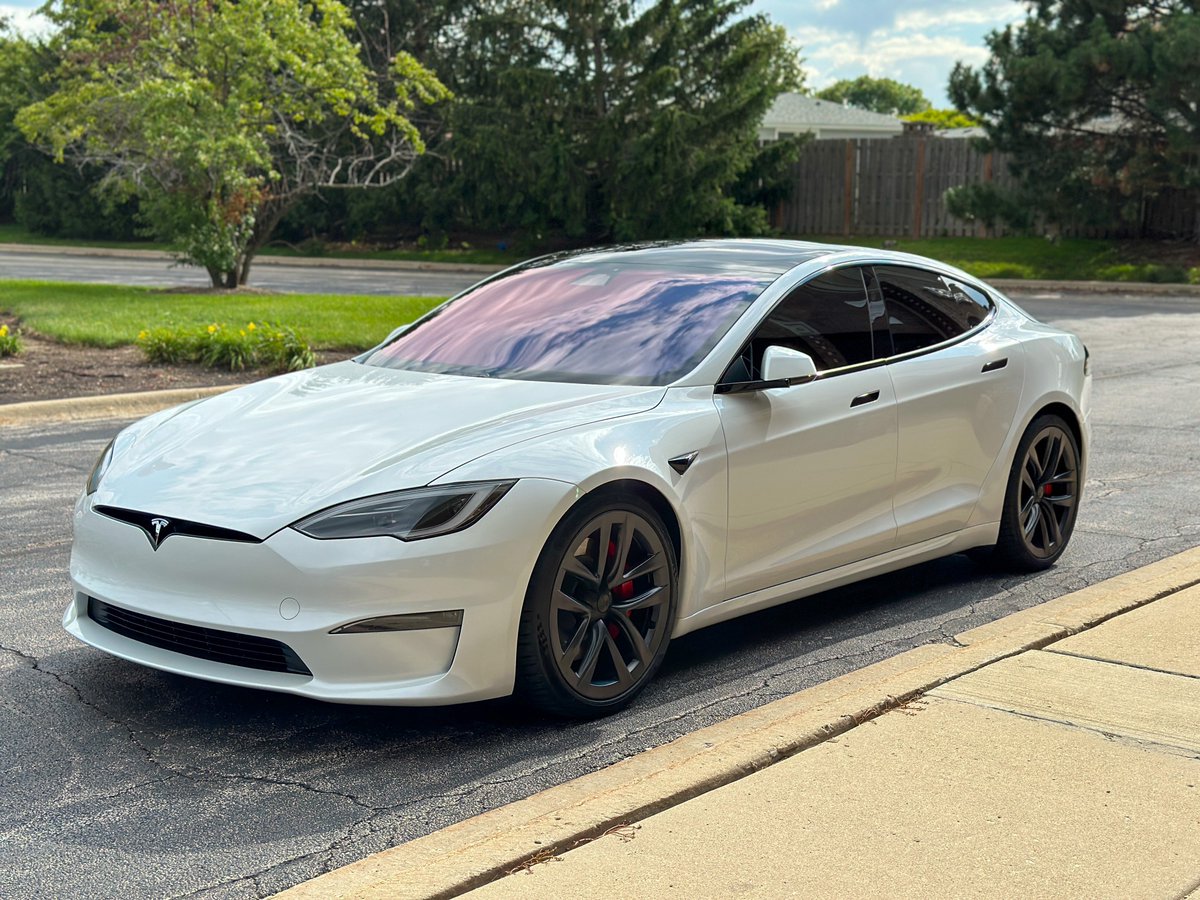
[874,266,993,355]
[729,267,875,379]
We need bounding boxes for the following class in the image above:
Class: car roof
[522,239,840,278]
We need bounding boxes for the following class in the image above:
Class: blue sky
[3,0,1025,107]
[754,0,1026,106]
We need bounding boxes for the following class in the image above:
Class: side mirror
[761,346,817,384]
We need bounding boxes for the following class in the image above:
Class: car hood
[94,361,665,537]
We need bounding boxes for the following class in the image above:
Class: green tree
[815,76,930,116]
[903,108,980,130]
[949,1,1200,237]
[341,0,804,244]
[0,23,36,220]
[0,27,139,238]
[17,0,450,287]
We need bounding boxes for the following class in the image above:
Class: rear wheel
[991,414,1081,571]
[516,492,677,717]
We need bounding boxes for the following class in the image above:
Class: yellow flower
[207,324,217,334]
[247,322,256,331]
[138,329,148,340]
[0,325,8,337]
[239,330,246,337]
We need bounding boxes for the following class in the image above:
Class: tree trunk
[236,197,294,287]
[206,266,223,289]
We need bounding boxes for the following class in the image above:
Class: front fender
[435,386,730,624]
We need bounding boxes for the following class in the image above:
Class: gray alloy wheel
[516,493,677,717]
[992,414,1081,572]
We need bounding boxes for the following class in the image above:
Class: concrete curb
[0,242,503,275]
[0,385,241,427]
[274,546,1200,900]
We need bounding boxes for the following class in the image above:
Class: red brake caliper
[606,540,636,637]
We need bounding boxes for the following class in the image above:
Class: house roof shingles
[762,93,903,130]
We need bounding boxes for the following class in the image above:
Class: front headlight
[292,480,516,541]
[86,440,115,495]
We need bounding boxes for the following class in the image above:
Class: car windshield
[361,261,774,385]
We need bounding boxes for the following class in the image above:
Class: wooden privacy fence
[775,137,1196,240]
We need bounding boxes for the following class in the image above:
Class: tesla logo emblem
[148,517,171,550]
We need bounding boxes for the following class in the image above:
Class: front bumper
[66,477,575,705]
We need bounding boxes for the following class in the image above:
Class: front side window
[362,262,772,386]
[874,266,993,355]
[724,267,876,381]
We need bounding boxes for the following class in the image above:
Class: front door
[716,267,898,599]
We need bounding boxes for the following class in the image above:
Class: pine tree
[950,0,1200,238]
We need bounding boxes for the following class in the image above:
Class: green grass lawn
[801,235,1196,283]
[0,223,167,252]
[0,280,446,349]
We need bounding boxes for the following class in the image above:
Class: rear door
[875,266,1025,546]
[716,267,898,599]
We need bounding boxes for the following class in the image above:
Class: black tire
[991,413,1081,572]
[515,490,678,717]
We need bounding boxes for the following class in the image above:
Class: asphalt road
[0,248,482,296]
[2,291,1198,899]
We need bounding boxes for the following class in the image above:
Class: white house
[758,93,904,141]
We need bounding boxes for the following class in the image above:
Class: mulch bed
[0,315,352,406]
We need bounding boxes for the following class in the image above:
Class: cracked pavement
[1,291,1198,899]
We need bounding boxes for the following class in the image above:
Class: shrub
[1094,264,1187,284]
[136,322,316,372]
[1187,267,1200,285]
[197,324,257,371]
[966,262,1036,280]
[135,326,199,364]
[255,325,317,372]
[0,324,23,357]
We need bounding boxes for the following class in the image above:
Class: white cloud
[784,4,1011,105]
[894,3,1024,32]
[868,33,991,70]
[796,26,988,70]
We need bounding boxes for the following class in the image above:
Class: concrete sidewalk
[277,548,1200,900]
[467,585,1200,899]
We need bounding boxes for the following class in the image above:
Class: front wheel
[991,414,1082,572]
[515,492,678,717]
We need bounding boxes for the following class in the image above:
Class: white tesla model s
[67,240,1090,715]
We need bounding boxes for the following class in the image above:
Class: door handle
[850,390,880,408]
[982,357,1008,373]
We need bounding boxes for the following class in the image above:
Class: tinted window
[362,262,771,385]
[726,267,875,380]
[875,266,993,355]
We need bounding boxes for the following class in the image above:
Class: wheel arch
[1035,401,1084,460]
[969,391,1087,530]
[572,478,683,569]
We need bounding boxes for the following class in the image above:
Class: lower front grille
[87,597,312,676]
